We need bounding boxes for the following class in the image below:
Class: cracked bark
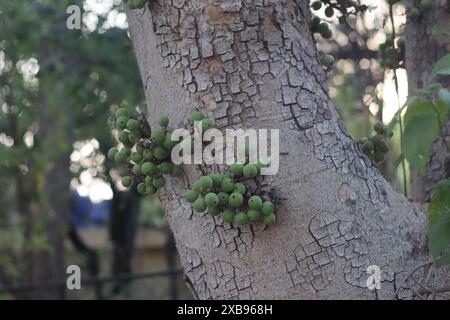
[405,0,450,202]
[125,0,448,299]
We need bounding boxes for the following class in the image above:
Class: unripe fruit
[171,166,183,177]
[163,133,178,149]
[228,192,244,208]
[121,176,132,188]
[146,184,157,195]
[132,163,141,175]
[141,162,156,175]
[118,131,129,144]
[221,209,235,223]
[320,54,334,66]
[151,130,165,145]
[185,190,199,203]
[158,116,169,127]
[243,164,257,178]
[255,160,266,174]
[145,176,152,186]
[200,176,213,191]
[420,0,431,11]
[115,108,129,118]
[143,149,154,161]
[193,197,207,212]
[318,22,332,39]
[311,16,321,29]
[221,177,234,193]
[234,212,248,225]
[231,163,244,176]
[153,176,166,188]
[208,205,221,216]
[200,118,213,133]
[205,193,219,207]
[128,131,141,144]
[122,147,131,156]
[218,192,229,205]
[209,173,223,187]
[137,183,147,194]
[234,183,246,194]
[325,6,334,17]
[247,209,261,221]
[116,116,128,129]
[193,180,204,193]
[261,201,274,215]
[126,119,139,131]
[378,141,389,153]
[130,151,142,163]
[190,111,204,123]
[159,162,173,174]
[374,122,384,134]
[410,7,420,18]
[108,147,119,160]
[248,195,263,210]
[154,146,168,160]
[311,1,322,10]
[263,213,276,225]
[362,141,374,153]
[114,151,127,163]
[372,135,383,149]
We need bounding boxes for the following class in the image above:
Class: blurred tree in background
[0,0,146,298]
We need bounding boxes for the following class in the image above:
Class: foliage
[0,0,144,286]
[428,179,450,268]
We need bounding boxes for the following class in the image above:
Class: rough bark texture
[126,0,448,299]
[405,0,450,202]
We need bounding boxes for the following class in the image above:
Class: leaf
[431,25,450,37]
[420,83,442,94]
[403,100,448,128]
[429,209,450,268]
[429,179,450,225]
[402,114,440,175]
[428,54,450,81]
[435,250,450,268]
[438,89,450,109]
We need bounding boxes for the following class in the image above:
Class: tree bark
[405,0,450,202]
[125,0,448,299]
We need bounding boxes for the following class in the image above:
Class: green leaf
[402,113,440,175]
[429,179,450,225]
[438,89,450,109]
[403,100,448,128]
[420,83,442,93]
[431,25,450,37]
[428,54,450,81]
[429,209,450,268]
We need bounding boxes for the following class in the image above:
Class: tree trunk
[405,0,450,202]
[126,0,448,299]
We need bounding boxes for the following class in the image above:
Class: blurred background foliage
[0,0,412,299]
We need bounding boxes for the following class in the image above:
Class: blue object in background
[71,192,111,228]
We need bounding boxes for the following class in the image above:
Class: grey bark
[126,0,448,299]
[405,0,450,202]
